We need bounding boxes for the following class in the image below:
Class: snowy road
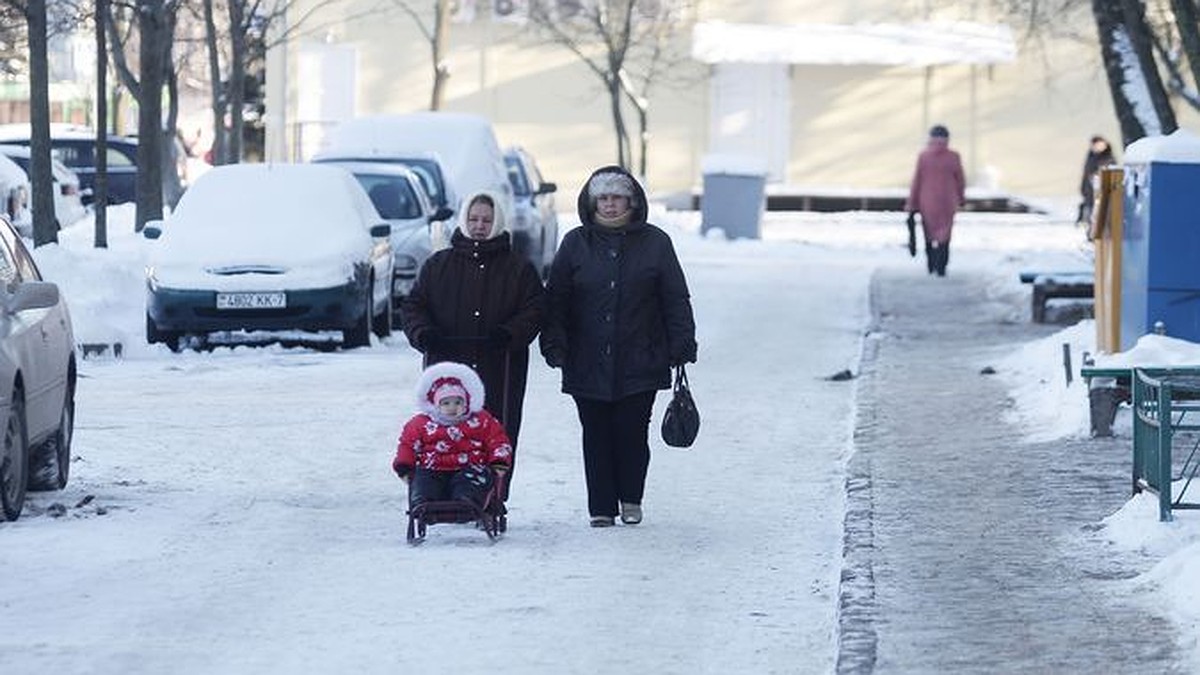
[1,216,893,674]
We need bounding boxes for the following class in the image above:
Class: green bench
[1081,365,1200,437]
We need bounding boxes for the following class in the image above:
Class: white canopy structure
[691,21,1017,66]
[691,21,1018,186]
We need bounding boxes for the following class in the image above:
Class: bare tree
[387,0,454,110]
[25,0,57,246]
[526,0,695,173]
[0,3,28,78]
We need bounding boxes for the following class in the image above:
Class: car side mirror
[370,223,392,238]
[143,219,164,239]
[7,281,59,313]
[429,207,454,223]
[537,182,557,195]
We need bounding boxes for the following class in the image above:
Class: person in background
[401,190,543,497]
[1077,135,1115,227]
[540,166,697,528]
[906,124,966,277]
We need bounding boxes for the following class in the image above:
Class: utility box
[700,154,767,239]
[1120,130,1200,350]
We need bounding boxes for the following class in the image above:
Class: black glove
[544,351,565,369]
[487,326,511,348]
[420,329,444,352]
[394,465,412,481]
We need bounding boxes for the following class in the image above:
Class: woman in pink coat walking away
[905,124,965,277]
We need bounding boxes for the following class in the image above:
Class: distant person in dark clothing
[906,124,966,277]
[540,166,697,528]
[1077,135,1115,226]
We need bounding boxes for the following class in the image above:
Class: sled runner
[405,466,507,544]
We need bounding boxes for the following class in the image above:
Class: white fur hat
[415,361,486,415]
[587,172,635,199]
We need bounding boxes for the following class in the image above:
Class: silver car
[504,146,559,278]
[0,214,77,521]
[0,144,90,230]
[316,161,453,324]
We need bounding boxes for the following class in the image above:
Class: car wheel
[146,314,182,352]
[0,388,29,521]
[29,376,74,492]
[343,293,373,349]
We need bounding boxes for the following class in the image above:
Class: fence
[1131,368,1200,521]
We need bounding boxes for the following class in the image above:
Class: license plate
[216,292,286,310]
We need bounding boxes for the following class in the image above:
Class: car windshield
[505,156,530,196]
[356,174,421,220]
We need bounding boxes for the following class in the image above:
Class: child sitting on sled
[392,361,513,509]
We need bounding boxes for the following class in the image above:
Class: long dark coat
[540,166,697,402]
[401,205,544,448]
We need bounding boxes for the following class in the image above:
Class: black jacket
[402,228,544,446]
[540,166,697,401]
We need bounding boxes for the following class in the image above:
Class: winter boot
[924,242,935,274]
[620,502,643,525]
[590,515,615,528]
[935,244,950,277]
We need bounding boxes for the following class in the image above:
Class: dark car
[504,146,559,278]
[143,163,394,351]
[0,124,139,206]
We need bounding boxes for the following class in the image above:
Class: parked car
[143,163,394,351]
[316,160,453,323]
[0,144,89,229]
[0,213,77,521]
[314,112,514,232]
[0,154,31,237]
[504,146,559,278]
[0,123,139,206]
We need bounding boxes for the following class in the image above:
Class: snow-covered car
[143,163,394,350]
[316,160,453,323]
[314,112,515,228]
[504,146,559,278]
[0,153,31,237]
[0,123,140,206]
[0,213,77,521]
[0,144,89,229]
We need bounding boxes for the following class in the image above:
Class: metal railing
[1131,368,1200,521]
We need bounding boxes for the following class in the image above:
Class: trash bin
[700,154,767,239]
[1119,130,1200,350]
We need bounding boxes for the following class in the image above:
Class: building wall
[271,0,1198,207]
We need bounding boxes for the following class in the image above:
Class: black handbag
[661,365,700,448]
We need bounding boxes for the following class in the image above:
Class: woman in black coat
[540,166,697,528]
[402,190,544,482]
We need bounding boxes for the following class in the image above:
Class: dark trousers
[573,391,657,518]
[409,466,493,509]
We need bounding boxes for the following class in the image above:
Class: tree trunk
[228,0,246,163]
[95,0,108,247]
[1170,0,1200,96]
[135,0,167,232]
[163,65,185,207]
[27,0,57,246]
[430,0,451,110]
[203,0,228,165]
[607,77,629,168]
[1094,0,1155,145]
[1120,0,1178,135]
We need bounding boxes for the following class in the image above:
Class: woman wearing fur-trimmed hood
[400,189,544,496]
[540,165,698,528]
